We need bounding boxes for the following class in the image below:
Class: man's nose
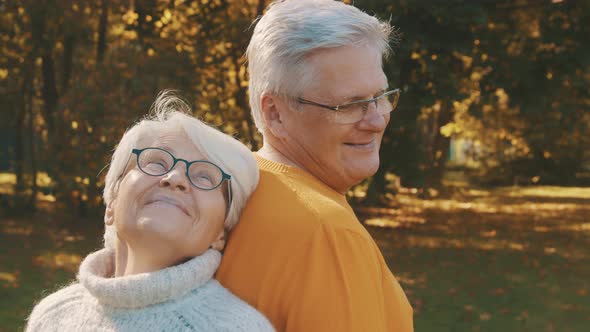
[357,103,389,131]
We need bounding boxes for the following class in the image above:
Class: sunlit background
[1,0,589,331]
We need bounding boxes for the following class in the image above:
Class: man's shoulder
[244,168,355,226]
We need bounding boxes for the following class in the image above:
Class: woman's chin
[131,214,187,241]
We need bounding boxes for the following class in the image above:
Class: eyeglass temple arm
[298,98,340,111]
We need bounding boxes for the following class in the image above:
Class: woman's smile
[144,194,191,217]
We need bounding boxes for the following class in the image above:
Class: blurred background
[0,0,589,331]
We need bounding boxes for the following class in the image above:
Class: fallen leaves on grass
[33,252,82,273]
[0,271,20,288]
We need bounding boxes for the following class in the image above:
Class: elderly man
[216,1,413,331]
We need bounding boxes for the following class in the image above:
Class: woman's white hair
[247,0,395,133]
[103,91,259,249]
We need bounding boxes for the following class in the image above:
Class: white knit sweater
[26,249,274,331]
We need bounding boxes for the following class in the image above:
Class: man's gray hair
[103,91,259,249]
[247,0,395,133]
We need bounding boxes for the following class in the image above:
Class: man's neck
[257,142,302,168]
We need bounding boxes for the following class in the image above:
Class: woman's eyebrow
[157,144,176,155]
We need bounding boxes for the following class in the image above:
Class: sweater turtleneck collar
[77,248,222,309]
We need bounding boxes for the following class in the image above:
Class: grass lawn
[360,186,590,332]
[1,186,589,331]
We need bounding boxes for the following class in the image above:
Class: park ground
[1,185,589,331]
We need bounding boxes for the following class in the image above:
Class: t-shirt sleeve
[281,223,408,332]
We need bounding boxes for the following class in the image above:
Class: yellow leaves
[147,48,155,56]
[365,218,402,228]
[122,30,138,41]
[0,68,8,80]
[37,172,53,187]
[71,121,78,130]
[34,252,82,273]
[164,9,172,21]
[411,52,420,60]
[0,271,19,288]
[2,224,33,236]
[494,88,509,104]
[544,247,557,254]
[75,177,90,185]
[470,71,482,81]
[453,51,473,69]
[546,72,553,80]
[479,312,492,321]
[480,229,497,238]
[440,122,459,137]
[0,272,17,283]
[122,10,139,25]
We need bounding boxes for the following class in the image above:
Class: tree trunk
[256,0,265,17]
[15,89,26,195]
[62,34,75,92]
[424,102,452,190]
[364,168,388,206]
[26,74,38,211]
[97,0,108,64]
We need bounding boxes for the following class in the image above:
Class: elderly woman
[26,93,274,331]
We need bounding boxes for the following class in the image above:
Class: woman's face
[112,128,227,267]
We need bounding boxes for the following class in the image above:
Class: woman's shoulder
[186,280,275,331]
[26,283,88,331]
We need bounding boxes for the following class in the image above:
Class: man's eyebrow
[342,87,389,103]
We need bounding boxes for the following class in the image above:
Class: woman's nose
[159,166,190,192]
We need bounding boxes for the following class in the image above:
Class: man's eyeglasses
[131,147,232,203]
[297,88,400,124]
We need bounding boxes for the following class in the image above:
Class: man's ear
[104,201,115,226]
[209,229,226,251]
[261,94,289,139]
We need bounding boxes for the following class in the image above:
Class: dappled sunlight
[380,186,590,233]
[502,186,590,199]
[397,234,532,253]
[33,252,83,273]
[0,271,19,288]
[1,220,33,236]
[365,215,426,228]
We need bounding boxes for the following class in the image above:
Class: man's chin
[347,163,380,185]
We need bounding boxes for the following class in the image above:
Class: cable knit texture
[26,248,274,331]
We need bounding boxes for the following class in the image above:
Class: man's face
[278,45,390,193]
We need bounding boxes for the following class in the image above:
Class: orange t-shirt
[216,155,413,332]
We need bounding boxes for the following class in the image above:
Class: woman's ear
[104,201,115,226]
[209,230,226,251]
